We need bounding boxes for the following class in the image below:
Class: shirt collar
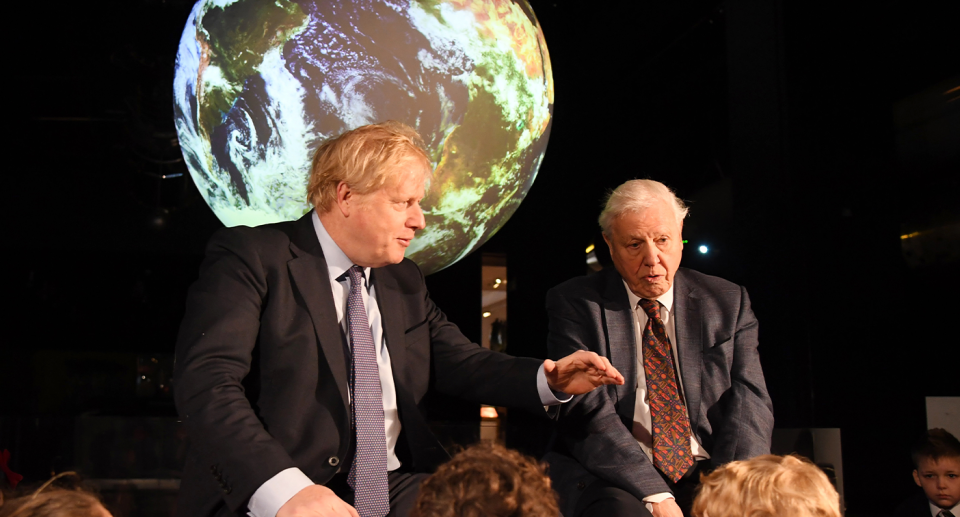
[311,210,370,286]
[623,279,675,314]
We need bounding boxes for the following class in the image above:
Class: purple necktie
[345,266,390,517]
[638,298,694,483]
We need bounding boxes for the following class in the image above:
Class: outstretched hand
[543,350,624,395]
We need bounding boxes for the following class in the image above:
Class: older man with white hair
[544,179,774,517]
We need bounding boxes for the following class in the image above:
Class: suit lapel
[600,269,638,409]
[372,267,449,470]
[287,213,350,412]
[372,269,407,377]
[673,269,703,431]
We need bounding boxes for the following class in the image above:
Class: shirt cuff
[537,364,573,405]
[247,467,314,517]
[643,492,675,514]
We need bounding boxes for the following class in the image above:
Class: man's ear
[335,181,353,217]
[913,469,921,486]
[602,231,613,252]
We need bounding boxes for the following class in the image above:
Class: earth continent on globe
[174,0,554,274]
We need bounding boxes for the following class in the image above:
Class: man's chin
[387,248,408,265]
[632,278,670,299]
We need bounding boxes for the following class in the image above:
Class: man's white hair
[599,179,689,234]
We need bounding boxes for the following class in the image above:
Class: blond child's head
[691,454,840,517]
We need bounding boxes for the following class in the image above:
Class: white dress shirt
[624,280,709,507]
[247,212,567,517]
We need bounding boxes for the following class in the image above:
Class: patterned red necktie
[638,298,694,483]
[346,266,390,517]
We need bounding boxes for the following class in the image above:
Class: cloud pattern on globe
[174,0,553,274]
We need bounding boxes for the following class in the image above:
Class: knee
[573,482,650,517]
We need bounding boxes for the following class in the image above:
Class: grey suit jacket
[544,267,773,514]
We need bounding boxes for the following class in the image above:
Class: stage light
[699,245,709,254]
[480,406,499,419]
[585,244,595,254]
[482,312,492,318]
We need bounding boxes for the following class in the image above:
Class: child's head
[411,441,559,517]
[911,428,960,510]
[0,471,112,517]
[691,454,841,517]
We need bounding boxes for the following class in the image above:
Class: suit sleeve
[413,266,545,413]
[707,287,774,464]
[173,228,298,511]
[546,288,673,499]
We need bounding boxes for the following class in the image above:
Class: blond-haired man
[544,179,773,517]
[173,122,622,517]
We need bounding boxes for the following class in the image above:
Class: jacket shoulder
[548,269,612,298]
[206,220,299,255]
[677,267,743,294]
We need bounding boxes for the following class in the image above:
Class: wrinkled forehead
[613,204,682,235]
[381,154,431,191]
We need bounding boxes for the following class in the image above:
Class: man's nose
[409,204,426,231]
[641,243,659,267]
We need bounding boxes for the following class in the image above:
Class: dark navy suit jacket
[173,213,544,516]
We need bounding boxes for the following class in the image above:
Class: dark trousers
[328,470,429,517]
[573,462,704,517]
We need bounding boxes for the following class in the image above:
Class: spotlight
[482,312,492,318]
[699,245,709,254]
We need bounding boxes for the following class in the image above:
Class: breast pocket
[701,337,734,403]
[404,320,430,347]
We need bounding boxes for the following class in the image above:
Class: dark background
[3,0,958,515]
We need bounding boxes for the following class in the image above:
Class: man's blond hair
[307,121,431,213]
[692,455,841,517]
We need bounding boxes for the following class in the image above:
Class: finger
[543,358,556,374]
[601,358,624,383]
[581,351,608,372]
[346,503,360,517]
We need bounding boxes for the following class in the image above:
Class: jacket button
[328,456,340,467]
[577,481,586,490]
[224,486,232,495]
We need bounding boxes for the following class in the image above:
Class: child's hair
[691,454,841,517]
[911,428,960,468]
[411,441,559,517]
[0,472,109,517]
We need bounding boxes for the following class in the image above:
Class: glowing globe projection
[173,0,554,274]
